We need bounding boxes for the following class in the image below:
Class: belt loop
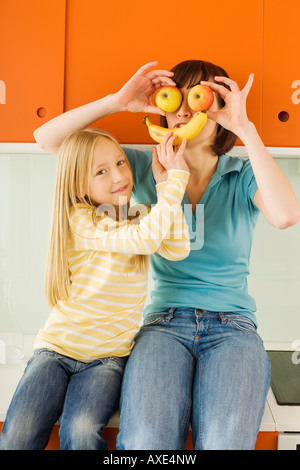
[165,307,175,322]
[219,312,228,324]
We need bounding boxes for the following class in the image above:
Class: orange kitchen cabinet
[254,432,278,450]
[0,0,66,142]
[262,0,300,147]
[64,0,264,144]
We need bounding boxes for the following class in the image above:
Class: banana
[143,111,207,146]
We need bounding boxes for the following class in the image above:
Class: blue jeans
[0,349,126,450]
[117,308,271,450]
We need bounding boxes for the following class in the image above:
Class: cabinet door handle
[37,107,47,118]
[278,111,289,122]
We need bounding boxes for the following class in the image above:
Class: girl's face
[87,137,133,211]
[165,82,221,147]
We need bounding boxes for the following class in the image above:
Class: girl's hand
[152,133,189,184]
[201,74,254,137]
[152,145,168,184]
[113,61,176,115]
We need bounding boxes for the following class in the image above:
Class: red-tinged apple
[155,86,182,113]
[187,84,214,112]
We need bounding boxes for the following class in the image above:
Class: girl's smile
[112,183,129,194]
[87,137,133,209]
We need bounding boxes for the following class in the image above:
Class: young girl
[0,127,190,450]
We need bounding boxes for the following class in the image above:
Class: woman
[34,60,300,450]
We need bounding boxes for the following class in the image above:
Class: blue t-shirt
[123,147,260,326]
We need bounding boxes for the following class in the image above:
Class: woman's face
[165,81,221,148]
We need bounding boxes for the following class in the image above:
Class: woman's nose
[177,98,192,118]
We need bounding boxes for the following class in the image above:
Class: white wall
[249,158,300,342]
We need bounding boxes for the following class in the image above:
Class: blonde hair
[45,128,148,307]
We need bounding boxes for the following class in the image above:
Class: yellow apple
[155,86,182,113]
[187,84,214,112]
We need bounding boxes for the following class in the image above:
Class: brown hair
[160,60,237,156]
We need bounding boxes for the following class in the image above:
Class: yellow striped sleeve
[156,170,190,260]
[69,170,190,256]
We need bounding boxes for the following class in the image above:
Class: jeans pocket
[223,315,257,334]
[34,348,59,357]
[100,355,127,371]
[144,309,174,327]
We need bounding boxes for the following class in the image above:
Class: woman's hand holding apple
[201,74,254,137]
[113,61,176,115]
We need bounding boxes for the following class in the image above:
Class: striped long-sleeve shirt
[34,169,190,361]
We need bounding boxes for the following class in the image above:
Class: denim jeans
[0,348,126,450]
[117,308,271,450]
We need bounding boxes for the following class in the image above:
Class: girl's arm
[202,75,300,229]
[34,61,176,156]
[151,133,191,260]
[70,169,190,258]
[71,135,190,258]
[154,179,190,260]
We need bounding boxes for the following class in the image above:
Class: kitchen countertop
[0,338,299,432]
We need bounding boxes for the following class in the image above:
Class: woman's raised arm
[202,75,300,229]
[34,61,175,156]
